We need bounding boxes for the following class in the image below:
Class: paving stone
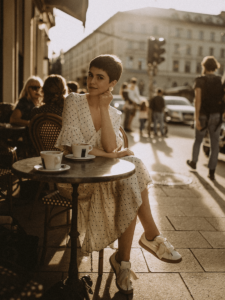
[206,217,225,231]
[143,249,203,272]
[178,206,225,217]
[192,249,225,271]
[151,214,175,231]
[92,248,148,273]
[151,196,221,208]
[160,231,212,248]
[32,271,63,294]
[151,205,185,216]
[168,216,215,231]
[200,231,225,248]
[131,273,192,300]
[62,273,127,300]
[39,248,91,272]
[181,273,225,300]
[161,187,197,198]
[148,186,167,197]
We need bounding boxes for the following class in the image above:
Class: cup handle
[88,145,93,153]
[54,156,61,165]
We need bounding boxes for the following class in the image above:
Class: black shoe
[186,160,196,170]
[208,169,215,180]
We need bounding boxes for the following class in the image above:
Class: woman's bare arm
[99,91,117,153]
[10,109,30,127]
[63,145,133,158]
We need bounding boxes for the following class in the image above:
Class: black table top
[12,156,136,184]
[0,124,26,131]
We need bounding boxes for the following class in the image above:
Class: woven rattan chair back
[0,102,15,123]
[29,113,62,154]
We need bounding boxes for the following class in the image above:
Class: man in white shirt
[127,78,141,131]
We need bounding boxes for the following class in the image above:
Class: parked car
[110,95,125,112]
[111,95,149,112]
[203,118,225,157]
[164,96,195,123]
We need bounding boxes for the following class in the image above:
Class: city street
[128,118,225,183]
[7,115,225,300]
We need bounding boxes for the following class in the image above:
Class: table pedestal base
[42,276,92,300]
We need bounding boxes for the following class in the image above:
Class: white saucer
[34,164,70,172]
[65,154,96,161]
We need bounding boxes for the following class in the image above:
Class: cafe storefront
[0,0,88,104]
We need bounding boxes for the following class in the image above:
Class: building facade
[0,0,88,104]
[62,7,225,97]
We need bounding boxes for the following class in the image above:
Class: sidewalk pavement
[4,170,225,300]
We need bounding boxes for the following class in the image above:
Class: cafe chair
[0,140,17,214]
[0,102,14,124]
[29,113,72,264]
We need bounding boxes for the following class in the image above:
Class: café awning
[34,0,89,26]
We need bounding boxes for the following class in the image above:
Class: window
[187,30,192,39]
[173,60,179,72]
[185,61,191,73]
[199,31,204,40]
[174,44,180,54]
[210,32,215,41]
[221,49,225,58]
[186,45,191,55]
[198,46,203,56]
[196,62,201,74]
[127,41,133,49]
[153,26,158,35]
[128,23,134,33]
[209,47,214,55]
[139,41,145,50]
[176,28,181,38]
[138,58,146,70]
[219,64,224,75]
[126,56,133,68]
[141,24,146,33]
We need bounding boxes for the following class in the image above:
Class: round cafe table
[12,156,136,300]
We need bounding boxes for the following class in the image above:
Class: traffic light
[147,36,166,65]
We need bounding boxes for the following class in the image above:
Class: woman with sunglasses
[10,76,43,127]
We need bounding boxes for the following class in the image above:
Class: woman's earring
[109,87,113,92]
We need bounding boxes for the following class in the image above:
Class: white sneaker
[109,252,138,294]
[139,233,182,263]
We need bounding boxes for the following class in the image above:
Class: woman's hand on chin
[114,148,134,158]
[99,91,113,109]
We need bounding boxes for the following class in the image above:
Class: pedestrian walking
[187,56,225,180]
[120,82,134,132]
[127,77,141,131]
[139,100,148,136]
[150,89,165,136]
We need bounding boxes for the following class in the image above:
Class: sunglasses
[29,86,42,91]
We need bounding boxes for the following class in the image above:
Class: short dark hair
[131,77,137,84]
[67,81,79,93]
[157,89,162,94]
[89,54,123,82]
[201,56,220,72]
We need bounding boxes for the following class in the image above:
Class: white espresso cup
[72,144,93,158]
[40,151,63,170]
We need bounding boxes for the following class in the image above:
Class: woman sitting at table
[10,76,43,127]
[55,54,182,295]
[31,74,68,119]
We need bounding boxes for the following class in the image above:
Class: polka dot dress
[55,93,152,254]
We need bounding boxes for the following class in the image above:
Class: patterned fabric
[30,104,63,120]
[55,93,152,254]
[42,190,72,207]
